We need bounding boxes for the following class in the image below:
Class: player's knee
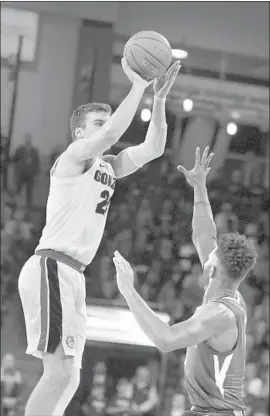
[70,368,81,394]
[45,357,74,387]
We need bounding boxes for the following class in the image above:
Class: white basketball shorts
[18,252,87,369]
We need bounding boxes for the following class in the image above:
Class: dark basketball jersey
[184,293,247,411]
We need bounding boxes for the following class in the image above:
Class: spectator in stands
[158,280,177,316]
[228,169,249,197]
[1,353,22,416]
[180,262,204,311]
[12,133,40,207]
[140,259,162,302]
[249,164,268,210]
[136,198,154,230]
[106,378,133,416]
[81,362,108,416]
[215,202,239,236]
[109,203,131,237]
[129,366,159,416]
[171,262,183,288]
[2,207,34,243]
[111,227,133,259]
[133,227,154,266]
[159,199,174,224]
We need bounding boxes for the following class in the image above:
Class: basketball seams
[129,47,151,78]
[132,43,169,69]
[125,44,151,78]
[129,31,171,50]
[132,36,172,56]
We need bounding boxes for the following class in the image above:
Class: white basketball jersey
[36,157,116,265]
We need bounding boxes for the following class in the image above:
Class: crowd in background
[1,136,269,415]
[87,156,269,416]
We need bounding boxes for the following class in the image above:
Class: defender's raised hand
[121,57,155,89]
[177,146,214,187]
[153,60,181,99]
[113,251,135,296]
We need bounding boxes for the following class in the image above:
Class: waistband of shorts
[191,407,245,416]
[35,249,86,273]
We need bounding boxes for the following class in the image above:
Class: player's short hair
[70,102,112,140]
[216,233,257,281]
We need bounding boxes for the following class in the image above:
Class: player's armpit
[164,302,234,352]
[192,233,217,267]
[65,127,119,162]
[103,150,139,178]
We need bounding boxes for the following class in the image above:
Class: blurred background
[0,2,269,416]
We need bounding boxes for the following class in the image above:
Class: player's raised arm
[66,58,153,162]
[112,251,233,353]
[177,147,217,268]
[104,61,181,178]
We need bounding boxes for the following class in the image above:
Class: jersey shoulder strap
[214,295,247,328]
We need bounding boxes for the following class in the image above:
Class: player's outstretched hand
[121,57,155,89]
[177,146,214,187]
[113,250,135,296]
[153,60,181,99]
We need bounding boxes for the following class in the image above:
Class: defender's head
[201,233,257,289]
[70,102,112,141]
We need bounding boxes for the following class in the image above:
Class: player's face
[82,111,111,138]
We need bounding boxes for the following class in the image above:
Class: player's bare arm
[103,61,181,178]
[55,59,153,177]
[177,147,217,267]
[113,251,235,353]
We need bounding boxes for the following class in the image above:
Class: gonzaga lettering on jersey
[36,157,116,265]
[184,296,247,411]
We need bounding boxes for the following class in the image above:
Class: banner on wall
[72,19,114,111]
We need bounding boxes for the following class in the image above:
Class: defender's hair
[216,233,257,281]
[70,102,112,140]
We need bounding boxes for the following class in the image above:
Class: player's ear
[75,127,83,139]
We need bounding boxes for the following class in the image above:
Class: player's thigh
[18,255,41,325]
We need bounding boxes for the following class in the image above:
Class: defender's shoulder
[200,301,236,330]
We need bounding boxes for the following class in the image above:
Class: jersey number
[96,190,111,215]
[213,354,233,396]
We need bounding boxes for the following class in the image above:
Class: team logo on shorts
[66,336,75,349]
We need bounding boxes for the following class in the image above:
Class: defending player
[113,146,257,416]
[18,58,181,416]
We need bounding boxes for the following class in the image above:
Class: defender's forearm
[123,286,170,352]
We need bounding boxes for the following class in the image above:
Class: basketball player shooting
[113,146,257,416]
[17,57,180,416]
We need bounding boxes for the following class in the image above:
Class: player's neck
[203,278,238,303]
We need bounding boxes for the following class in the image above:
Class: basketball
[123,31,172,80]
